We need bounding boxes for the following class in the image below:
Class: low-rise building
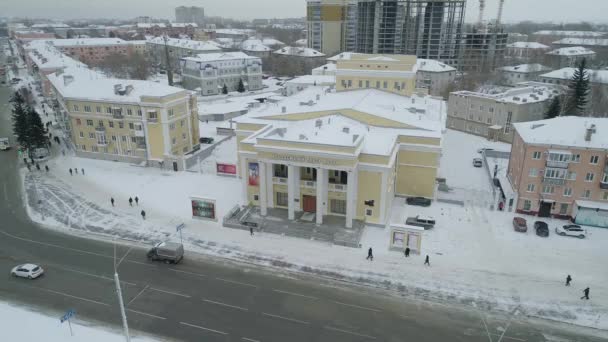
[283,75,336,96]
[215,29,255,43]
[539,68,608,88]
[47,67,200,169]
[447,84,560,142]
[415,59,456,97]
[311,63,337,76]
[180,52,263,95]
[25,38,146,66]
[240,39,272,58]
[507,33,529,44]
[507,117,608,227]
[552,38,608,59]
[234,86,444,227]
[506,42,550,63]
[273,46,325,62]
[146,37,221,71]
[545,46,596,69]
[531,30,607,45]
[498,64,553,86]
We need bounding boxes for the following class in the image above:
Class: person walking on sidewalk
[110,197,115,207]
[141,210,146,220]
[81,168,84,175]
[424,255,430,266]
[74,168,78,174]
[69,168,73,176]
[45,165,49,172]
[366,247,373,261]
[129,197,133,206]
[35,163,40,171]
[581,287,590,300]
[135,196,139,206]
[404,247,410,257]
[250,227,254,236]
[566,275,572,286]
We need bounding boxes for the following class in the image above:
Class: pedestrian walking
[366,247,373,261]
[30,157,34,164]
[44,165,49,172]
[141,210,146,220]
[404,247,410,257]
[250,227,254,236]
[81,168,84,175]
[110,197,115,207]
[35,163,40,171]
[581,287,590,300]
[424,255,430,266]
[74,168,78,174]
[69,168,73,176]
[62,150,65,156]
[129,197,133,206]
[23,157,28,164]
[135,196,139,205]
[566,275,572,286]
[26,164,31,171]
[499,202,504,211]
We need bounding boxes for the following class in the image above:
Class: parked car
[555,224,587,239]
[199,137,214,144]
[477,148,494,154]
[406,197,431,207]
[11,263,44,279]
[472,158,483,167]
[405,215,436,230]
[534,221,549,237]
[512,217,528,233]
[0,137,10,151]
[147,242,184,264]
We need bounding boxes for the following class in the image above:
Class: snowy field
[20,127,608,332]
[0,301,157,341]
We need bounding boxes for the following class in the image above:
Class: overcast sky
[3,0,607,24]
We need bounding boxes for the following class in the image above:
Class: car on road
[405,215,436,230]
[472,158,483,167]
[406,196,431,207]
[11,263,44,279]
[534,221,549,237]
[147,242,184,264]
[555,224,586,239]
[0,137,10,151]
[477,148,494,154]
[513,217,528,233]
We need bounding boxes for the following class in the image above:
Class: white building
[539,68,608,87]
[180,52,263,96]
[546,46,596,68]
[283,75,336,96]
[146,37,221,71]
[312,63,337,76]
[415,59,456,97]
[498,64,553,86]
[506,42,550,62]
[273,46,326,61]
[240,39,272,58]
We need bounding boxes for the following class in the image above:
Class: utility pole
[162,35,174,86]
[114,240,131,342]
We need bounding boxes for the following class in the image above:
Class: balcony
[601,173,608,190]
[95,126,105,132]
[546,160,569,168]
[273,177,287,185]
[300,180,316,189]
[542,177,566,186]
[134,130,145,137]
[328,183,346,192]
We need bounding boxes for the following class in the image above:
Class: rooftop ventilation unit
[342,127,350,134]
[315,119,323,128]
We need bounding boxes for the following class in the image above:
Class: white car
[555,224,587,239]
[11,264,44,279]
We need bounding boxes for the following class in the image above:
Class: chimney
[585,124,596,142]
[125,85,134,95]
[63,75,74,86]
[281,106,286,113]
[113,84,123,95]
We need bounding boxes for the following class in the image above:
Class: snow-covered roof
[170,23,198,28]
[274,46,325,57]
[506,41,549,49]
[241,39,271,52]
[499,64,552,73]
[327,52,361,62]
[236,87,444,155]
[294,38,307,46]
[514,117,608,149]
[146,37,220,51]
[136,23,167,28]
[27,43,88,71]
[451,85,560,104]
[42,38,132,47]
[416,59,456,73]
[31,23,70,28]
[540,68,608,84]
[215,28,255,36]
[533,30,606,37]
[575,200,608,211]
[181,51,260,63]
[261,38,284,46]
[312,63,337,73]
[553,38,608,47]
[546,46,596,56]
[285,75,336,85]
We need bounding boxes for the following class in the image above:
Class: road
[0,48,605,342]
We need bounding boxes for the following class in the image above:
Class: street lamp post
[114,240,131,342]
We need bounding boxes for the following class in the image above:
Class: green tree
[222,84,228,94]
[10,92,29,148]
[544,97,561,119]
[565,59,590,116]
[237,79,245,93]
[26,107,47,149]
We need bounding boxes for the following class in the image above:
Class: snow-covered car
[477,148,494,154]
[534,221,549,237]
[11,264,44,279]
[405,215,436,230]
[406,197,431,207]
[512,217,528,233]
[555,224,586,239]
[472,158,483,167]
[0,137,10,151]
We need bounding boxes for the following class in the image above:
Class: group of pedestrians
[565,274,591,300]
[110,196,145,220]
[24,158,50,173]
[68,168,85,176]
[366,247,431,266]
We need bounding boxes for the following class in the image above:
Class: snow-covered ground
[0,301,156,341]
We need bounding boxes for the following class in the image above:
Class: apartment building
[447,84,560,142]
[531,30,606,45]
[498,64,553,87]
[180,52,263,95]
[234,86,444,227]
[306,0,357,55]
[25,38,146,65]
[460,30,508,73]
[545,46,596,69]
[539,68,608,90]
[507,117,608,227]
[241,39,273,58]
[47,68,200,170]
[506,42,550,63]
[175,6,205,25]
[146,37,221,71]
[415,59,456,97]
[552,38,608,59]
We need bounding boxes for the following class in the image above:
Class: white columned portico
[316,167,326,225]
[240,157,248,204]
[287,165,296,220]
[259,161,268,216]
[345,169,358,228]
[266,162,274,208]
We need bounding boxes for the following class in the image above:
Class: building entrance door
[539,201,552,217]
[302,195,316,213]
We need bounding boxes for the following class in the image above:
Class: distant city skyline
[2,0,607,24]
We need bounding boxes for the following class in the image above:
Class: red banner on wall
[216,163,237,175]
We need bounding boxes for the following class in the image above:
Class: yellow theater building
[235,86,444,228]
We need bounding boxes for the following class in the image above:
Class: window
[86,119,94,126]
[109,121,114,128]
[148,111,158,120]
[111,135,117,141]
[181,119,185,127]
[603,192,608,200]
[182,133,187,140]
[276,192,288,207]
[121,136,127,142]
[375,81,380,88]
[97,133,107,145]
[603,173,608,184]
[168,108,174,117]
[526,184,535,192]
[131,137,137,143]
[365,80,370,88]
[88,132,95,139]
[532,151,542,160]
[383,81,387,89]
[330,199,346,214]
[119,122,124,129]
[98,120,104,127]
[84,105,91,112]
[81,145,86,151]
[79,131,84,138]
[129,122,134,130]
[172,137,176,145]
[358,80,362,87]
[590,155,599,164]
[559,203,568,215]
[170,123,176,130]
[567,171,576,180]
[571,154,580,163]
[582,189,591,199]
[347,80,352,87]
[542,185,554,194]
[137,109,142,116]
[73,104,79,112]
[529,168,538,177]
[564,188,573,197]
[106,107,112,114]
[523,199,532,211]
[545,168,566,179]
[585,172,595,182]
[505,111,513,133]
[76,118,82,126]
[96,106,101,113]
[365,208,373,216]
[127,109,133,116]
[92,145,98,152]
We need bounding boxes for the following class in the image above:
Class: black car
[199,137,215,144]
[406,197,431,207]
[534,221,549,237]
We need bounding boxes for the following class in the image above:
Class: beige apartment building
[25,38,146,66]
[235,86,444,227]
[48,68,200,170]
[507,117,608,228]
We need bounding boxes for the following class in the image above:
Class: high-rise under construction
[306,0,466,67]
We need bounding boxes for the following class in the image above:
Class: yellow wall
[263,109,414,129]
[356,170,382,223]
[147,123,164,159]
[320,5,344,21]
[256,139,357,154]
[398,135,441,146]
[336,76,416,97]
[396,165,436,198]
[359,154,391,165]
[398,150,440,168]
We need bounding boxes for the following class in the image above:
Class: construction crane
[477,0,486,27]
[496,0,506,26]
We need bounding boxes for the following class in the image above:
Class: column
[266,162,274,208]
[293,167,301,211]
[259,161,267,216]
[287,165,295,220]
[316,168,326,225]
[240,157,248,205]
[345,169,357,228]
